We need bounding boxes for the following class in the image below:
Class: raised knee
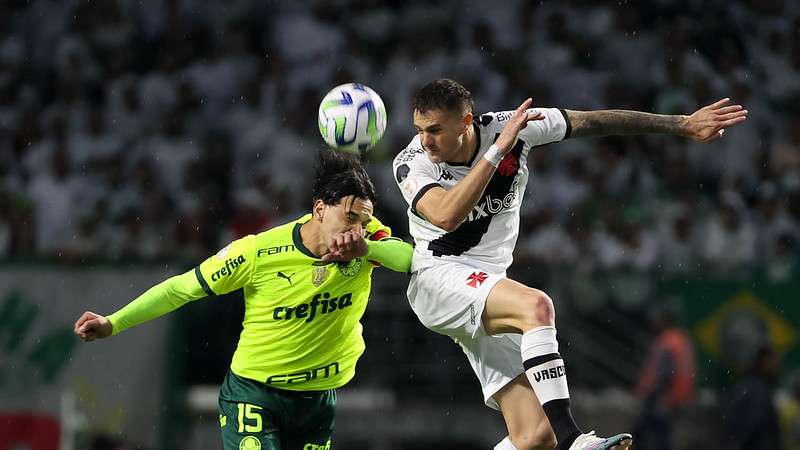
[519,289,555,329]
[536,427,557,450]
[512,428,557,450]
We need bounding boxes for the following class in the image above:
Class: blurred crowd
[0,0,798,280]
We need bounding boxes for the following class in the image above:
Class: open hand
[74,311,112,342]
[684,98,748,143]
[321,230,368,262]
[494,98,544,153]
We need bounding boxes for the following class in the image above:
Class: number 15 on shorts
[237,403,263,433]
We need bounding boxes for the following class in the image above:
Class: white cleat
[567,431,632,450]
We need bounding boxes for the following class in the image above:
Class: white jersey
[393,107,570,273]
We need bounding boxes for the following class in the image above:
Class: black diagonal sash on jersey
[427,138,524,257]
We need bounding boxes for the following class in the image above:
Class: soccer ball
[318,83,387,154]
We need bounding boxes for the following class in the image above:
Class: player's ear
[313,199,325,221]
[462,111,473,131]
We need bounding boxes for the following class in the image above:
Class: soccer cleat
[567,431,632,450]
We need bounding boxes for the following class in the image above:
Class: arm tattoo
[565,109,687,138]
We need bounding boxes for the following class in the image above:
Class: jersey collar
[292,221,318,258]
[444,123,482,167]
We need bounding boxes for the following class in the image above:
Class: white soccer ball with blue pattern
[318,83,387,154]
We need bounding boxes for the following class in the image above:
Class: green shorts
[218,370,336,450]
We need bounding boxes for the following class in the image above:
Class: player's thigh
[219,398,281,450]
[494,374,556,448]
[282,390,336,450]
[456,331,525,410]
[283,429,333,450]
[482,277,555,335]
[408,263,504,339]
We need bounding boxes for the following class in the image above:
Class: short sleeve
[392,146,441,213]
[195,234,257,296]
[505,107,569,147]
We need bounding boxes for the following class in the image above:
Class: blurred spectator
[28,147,83,256]
[766,233,799,283]
[227,188,273,240]
[722,345,782,450]
[697,191,757,273]
[770,114,800,186]
[518,207,578,267]
[658,208,699,275]
[106,76,149,144]
[550,153,592,215]
[634,302,696,450]
[614,208,660,271]
[754,182,799,262]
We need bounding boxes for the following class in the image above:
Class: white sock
[521,326,569,405]
[494,436,517,450]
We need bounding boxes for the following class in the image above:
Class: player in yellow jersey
[74,150,413,450]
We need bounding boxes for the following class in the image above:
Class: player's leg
[454,330,555,450]
[493,374,556,450]
[407,263,629,449]
[281,388,336,450]
[218,371,282,450]
[409,263,548,449]
[483,278,631,450]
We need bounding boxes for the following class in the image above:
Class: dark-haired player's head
[412,79,474,163]
[412,79,474,116]
[310,149,376,238]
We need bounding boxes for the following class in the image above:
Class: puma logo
[277,271,296,285]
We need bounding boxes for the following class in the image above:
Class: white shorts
[407,262,524,410]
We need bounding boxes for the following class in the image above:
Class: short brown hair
[412,79,473,115]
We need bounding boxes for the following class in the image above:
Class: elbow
[438,221,460,232]
[418,203,464,231]
[431,216,462,232]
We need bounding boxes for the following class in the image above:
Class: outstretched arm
[74,269,207,341]
[566,98,747,142]
[75,235,256,342]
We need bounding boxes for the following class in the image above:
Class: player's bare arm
[414,166,495,232]
[416,99,543,231]
[565,98,748,142]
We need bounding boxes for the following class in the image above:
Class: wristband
[483,144,504,167]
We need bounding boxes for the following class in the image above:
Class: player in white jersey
[392,79,748,450]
